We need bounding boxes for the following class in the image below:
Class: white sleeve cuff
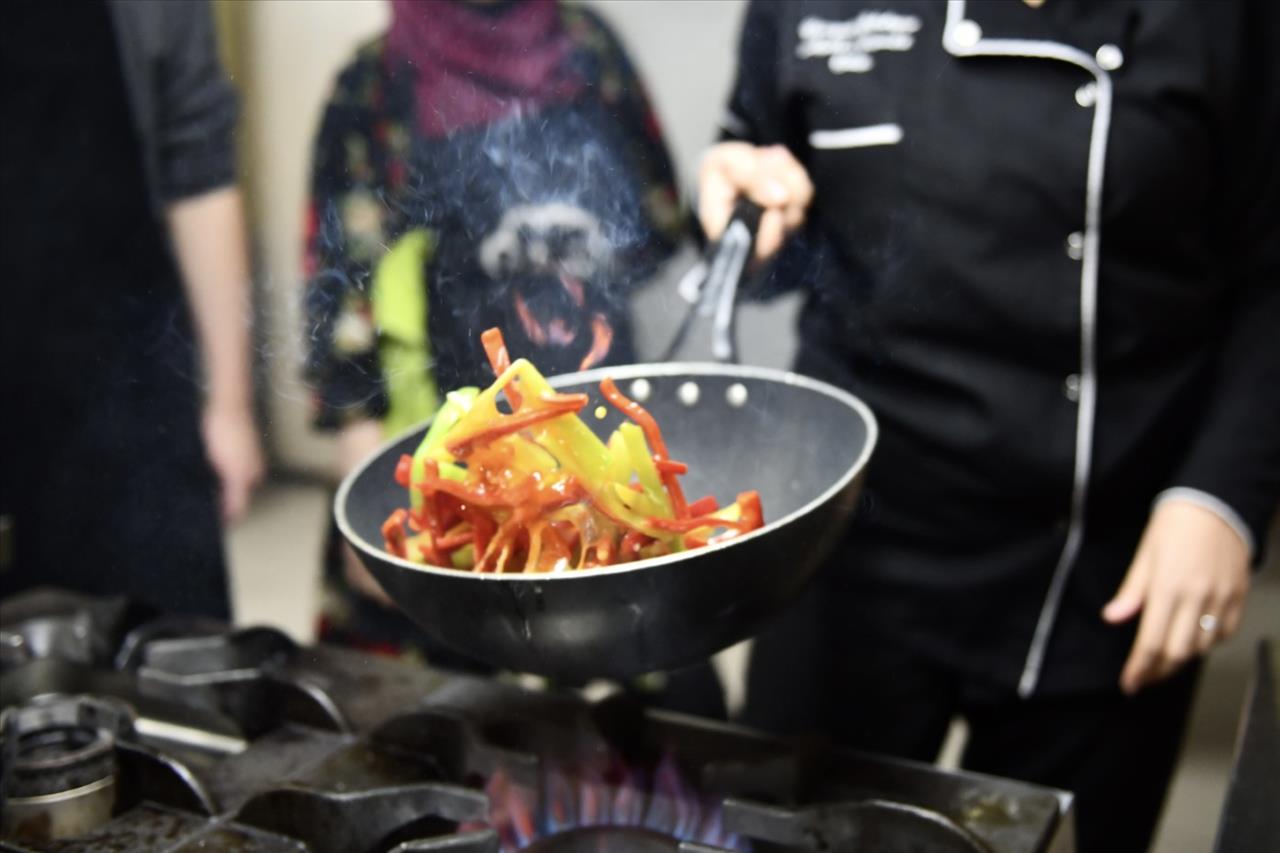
[1153,487,1256,560]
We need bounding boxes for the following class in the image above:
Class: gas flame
[462,752,746,851]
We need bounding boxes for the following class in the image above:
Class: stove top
[0,589,1074,852]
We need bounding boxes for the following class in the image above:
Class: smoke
[296,94,686,408]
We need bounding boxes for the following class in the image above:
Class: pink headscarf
[385,0,584,138]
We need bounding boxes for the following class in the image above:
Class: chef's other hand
[338,420,394,606]
[202,403,265,523]
[699,142,813,262]
[1103,500,1250,695]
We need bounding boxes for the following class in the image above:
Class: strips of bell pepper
[445,392,588,457]
[474,362,662,535]
[654,459,689,476]
[648,514,754,533]
[481,327,522,409]
[599,377,688,518]
[407,531,444,566]
[383,327,765,573]
[481,327,511,374]
[382,509,409,558]
[649,490,764,534]
[618,423,671,519]
[395,454,413,488]
[686,495,719,517]
[409,387,479,509]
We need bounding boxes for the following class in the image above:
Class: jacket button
[1075,82,1097,107]
[951,20,983,49]
[1095,44,1124,71]
[1063,373,1082,402]
[1065,231,1085,260]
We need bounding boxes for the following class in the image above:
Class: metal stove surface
[1,590,1075,853]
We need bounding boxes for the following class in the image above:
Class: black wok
[334,201,877,682]
[335,361,875,683]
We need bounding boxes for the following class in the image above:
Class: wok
[334,204,878,683]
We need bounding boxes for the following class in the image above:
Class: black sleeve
[154,0,238,201]
[717,2,820,301]
[1168,0,1280,554]
[720,0,793,147]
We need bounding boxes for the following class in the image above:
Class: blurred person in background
[698,1,1278,851]
[0,0,264,619]
[304,0,717,705]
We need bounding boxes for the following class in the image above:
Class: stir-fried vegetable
[382,328,764,572]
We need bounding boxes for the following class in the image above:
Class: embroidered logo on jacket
[796,11,922,74]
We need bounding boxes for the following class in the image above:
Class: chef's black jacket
[725,0,1279,695]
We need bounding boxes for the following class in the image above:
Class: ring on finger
[1198,613,1218,634]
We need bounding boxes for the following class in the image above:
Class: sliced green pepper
[409,387,478,508]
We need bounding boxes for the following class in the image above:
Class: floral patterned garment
[304,3,685,434]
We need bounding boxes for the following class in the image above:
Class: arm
[167,189,264,521]
[156,1,262,521]
[1104,0,1280,693]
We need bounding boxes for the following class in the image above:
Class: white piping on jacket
[942,0,1114,698]
[1154,487,1257,560]
[810,123,904,149]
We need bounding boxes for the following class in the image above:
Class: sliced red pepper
[414,459,516,508]
[619,530,653,561]
[686,495,719,517]
[654,458,689,476]
[394,454,413,488]
[648,514,755,533]
[481,327,522,409]
[416,534,445,566]
[481,327,511,375]
[540,523,574,566]
[434,529,474,552]
[381,509,409,558]
[651,491,764,534]
[736,490,764,531]
[599,377,688,518]
[679,491,764,548]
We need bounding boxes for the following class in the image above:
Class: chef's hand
[698,142,814,261]
[1103,500,1250,695]
[202,403,265,523]
[338,420,394,606]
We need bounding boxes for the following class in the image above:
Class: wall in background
[233,0,755,476]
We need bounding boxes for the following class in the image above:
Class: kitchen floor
[227,480,1277,853]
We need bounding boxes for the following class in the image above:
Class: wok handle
[662,198,763,364]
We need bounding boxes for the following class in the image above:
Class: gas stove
[1,590,1075,852]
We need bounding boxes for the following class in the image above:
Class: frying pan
[334,205,877,683]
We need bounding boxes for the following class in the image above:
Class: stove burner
[136,627,350,737]
[0,697,128,841]
[0,591,1075,852]
[469,754,744,852]
[233,783,491,853]
[724,799,993,853]
[524,826,684,852]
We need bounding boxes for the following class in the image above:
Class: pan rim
[334,361,878,582]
